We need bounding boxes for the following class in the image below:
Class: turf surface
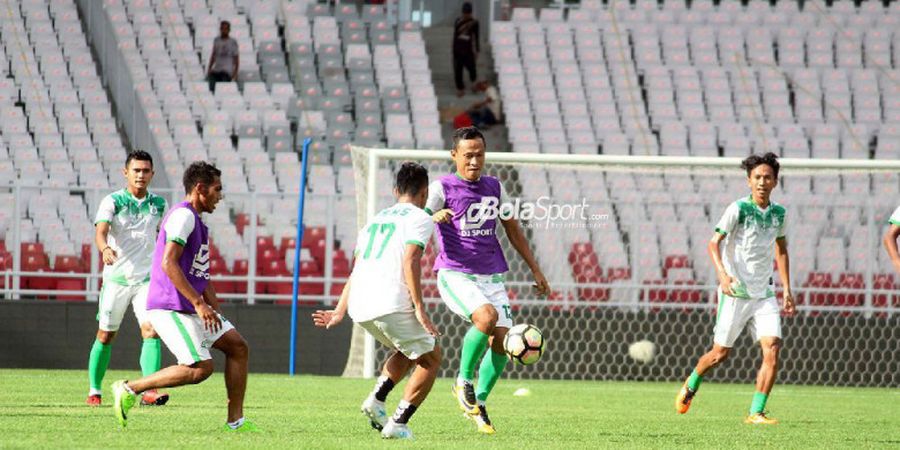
[1,369,897,449]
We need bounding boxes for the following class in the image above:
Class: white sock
[456,376,472,386]
[227,417,245,429]
[89,388,102,396]
[477,400,486,407]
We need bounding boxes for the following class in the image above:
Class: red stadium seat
[663,254,690,278]
[802,272,834,316]
[209,257,236,296]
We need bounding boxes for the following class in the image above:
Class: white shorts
[148,309,235,365]
[437,269,513,329]
[97,282,150,331]
[713,290,782,348]
[359,311,436,360]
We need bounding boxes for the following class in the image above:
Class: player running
[87,150,169,407]
[312,162,441,439]
[426,126,550,434]
[312,162,441,440]
[675,152,796,424]
[111,161,255,432]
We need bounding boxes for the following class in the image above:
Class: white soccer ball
[504,324,545,365]
[628,339,657,364]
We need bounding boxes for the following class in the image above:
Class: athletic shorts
[359,311,436,360]
[148,309,235,365]
[713,289,782,348]
[97,282,150,331]
[437,269,513,328]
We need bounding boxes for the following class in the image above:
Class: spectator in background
[207,20,239,92]
[466,81,501,129]
[452,2,479,98]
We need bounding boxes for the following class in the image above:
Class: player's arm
[774,237,795,315]
[708,232,735,296]
[500,217,550,296]
[95,222,118,265]
[94,197,117,265]
[403,243,439,336]
[161,241,221,331]
[312,278,350,329]
[202,283,221,313]
[883,224,900,276]
[424,180,452,223]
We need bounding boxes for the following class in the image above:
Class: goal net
[342,145,900,387]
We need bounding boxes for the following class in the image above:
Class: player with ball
[427,127,550,434]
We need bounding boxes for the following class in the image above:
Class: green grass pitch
[1,369,897,449]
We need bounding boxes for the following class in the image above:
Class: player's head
[741,152,779,199]
[123,150,154,194]
[220,20,231,38]
[394,161,429,208]
[183,161,223,213]
[462,2,472,15]
[451,126,485,182]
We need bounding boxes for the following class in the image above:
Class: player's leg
[383,346,441,439]
[374,312,440,440]
[363,350,414,430]
[676,290,751,414]
[212,328,251,429]
[745,298,782,424]
[132,284,169,405]
[87,283,128,404]
[471,284,512,434]
[112,310,216,427]
[437,270,493,415]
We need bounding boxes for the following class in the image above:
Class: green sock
[140,338,162,376]
[475,349,508,403]
[749,391,768,414]
[687,369,703,391]
[88,339,112,391]
[459,327,490,381]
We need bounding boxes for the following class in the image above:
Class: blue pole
[289,137,312,375]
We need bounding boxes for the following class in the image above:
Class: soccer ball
[628,339,657,364]
[504,324,545,365]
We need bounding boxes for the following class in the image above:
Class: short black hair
[125,150,153,168]
[183,161,222,194]
[220,20,230,27]
[462,2,472,14]
[395,161,429,196]
[452,126,485,150]
[741,152,780,178]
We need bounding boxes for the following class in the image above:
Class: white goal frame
[349,145,900,378]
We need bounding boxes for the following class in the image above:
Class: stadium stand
[493,0,899,311]
[0,0,123,296]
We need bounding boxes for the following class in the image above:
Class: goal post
[342,145,900,387]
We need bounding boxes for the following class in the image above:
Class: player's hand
[312,309,344,329]
[102,247,118,265]
[717,273,735,296]
[432,209,453,224]
[533,271,550,297]
[196,303,222,333]
[782,292,796,316]
[415,308,440,337]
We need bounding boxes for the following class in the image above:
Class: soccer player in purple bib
[111,162,256,432]
[426,126,550,434]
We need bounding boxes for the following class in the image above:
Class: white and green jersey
[889,206,900,226]
[347,202,434,323]
[715,196,786,299]
[95,189,167,286]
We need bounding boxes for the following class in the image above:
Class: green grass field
[1,369,898,449]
